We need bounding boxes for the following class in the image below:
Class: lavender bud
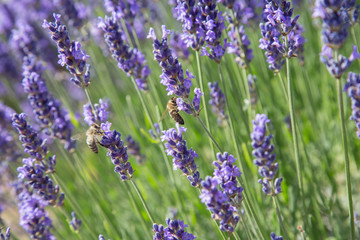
[70,212,82,231]
[344,72,360,138]
[227,25,253,68]
[271,232,284,240]
[83,98,110,126]
[208,81,227,125]
[153,219,196,239]
[126,135,146,164]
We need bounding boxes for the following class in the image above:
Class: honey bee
[86,123,105,154]
[159,97,184,125]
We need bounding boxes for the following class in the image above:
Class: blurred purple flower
[161,123,202,187]
[208,81,227,125]
[248,74,258,108]
[320,45,352,79]
[98,12,150,91]
[170,32,190,60]
[126,135,146,164]
[153,218,197,240]
[70,212,82,231]
[100,122,133,181]
[344,72,360,139]
[43,13,91,87]
[22,54,75,151]
[227,25,253,68]
[271,232,283,240]
[53,0,88,28]
[83,98,110,126]
[251,114,283,195]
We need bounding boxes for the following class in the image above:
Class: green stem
[124,182,152,239]
[336,78,355,240]
[285,55,304,199]
[195,51,215,155]
[83,87,97,119]
[234,232,242,240]
[130,76,154,125]
[129,179,155,223]
[272,195,289,239]
[196,116,223,152]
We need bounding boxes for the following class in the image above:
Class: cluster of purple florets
[42,13,91,87]
[259,0,305,72]
[22,54,75,151]
[344,72,360,139]
[251,114,283,195]
[161,124,202,187]
[199,152,243,234]
[126,135,146,164]
[83,98,110,126]
[227,25,253,68]
[100,122,133,181]
[153,218,197,240]
[98,12,150,91]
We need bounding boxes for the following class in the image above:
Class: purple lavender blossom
[227,25,253,68]
[42,13,91,87]
[83,99,110,126]
[197,0,227,63]
[313,0,349,49]
[231,0,260,26]
[200,176,240,233]
[344,0,359,25]
[22,54,75,151]
[170,32,190,60]
[259,0,303,72]
[320,45,352,79]
[161,124,202,187]
[53,0,88,28]
[208,81,227,125]
[344,72,360,138]
[0,41,19,79]
[149,123,161,139]
[251,114,283,195]
[271,232,283,240]
[148,26,193,98]
[0,102,15,126]
[70,212,82,231]
[153,218,196,240]
[16,182,55,240]
[173,0,203,50]
[99,235,105,240]
[98,12,150,91]
[10,22,38,57]
[100,122,133,181]
[0,227,10,240]
[0,129,22,163]
[126,135,146,164]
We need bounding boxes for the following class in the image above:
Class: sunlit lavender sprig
[98,12,150,91]
[208,81,227,125]
[173,0,203,50]
[200,176,240,233]
[16,182,55,240]
[0,227,10,240]
[83,98,110,126]
[161,124,202,187]
[126,135,146,164]
[259,0,304,72]
[100,122,133,181]
[148,26,202,116]
[227,24,253,68]
[344,72,360,139]
[251,114,283,195]
[153,218,197,240]
[42,13,91,87]
[197,0,227,63]
[22,54,75,151]
[12,113,65,206]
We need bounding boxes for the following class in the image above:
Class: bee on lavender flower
[86,123,105,154]
[159,97,184,125]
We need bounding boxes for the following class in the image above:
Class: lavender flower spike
[344,72,360,139]
[208,81,227,125]
[83,98,110,126]
[126,135,146,164]
[161,123,202,187]
[22,54,75,151]
[153,218,196,240]
[251,114,283,195]
[42,13,91,87]
[98,12,150,91]
[148,26,193,98]
[271,232,283,240]
[197,0,227,63]
[100,122,133,181]
[70,212,82,231]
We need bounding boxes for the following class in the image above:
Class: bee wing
[71,131,86,141]
[158,107,168,122]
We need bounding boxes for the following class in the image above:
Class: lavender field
[0,0,360,239]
